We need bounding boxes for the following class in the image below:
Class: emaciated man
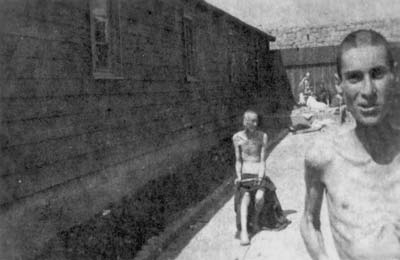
[301,30,400,260]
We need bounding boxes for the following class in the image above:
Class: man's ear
[334,72,340,83]
[334,73,343,89]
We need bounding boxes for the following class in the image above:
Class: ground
[37,141,236,260]
[39,108,346,260]
[156,119,347,260]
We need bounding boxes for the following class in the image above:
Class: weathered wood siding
[0,0,292,258]
[285,63,337,102]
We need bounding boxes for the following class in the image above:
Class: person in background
[298,72,313,105]
[233,110,290,246]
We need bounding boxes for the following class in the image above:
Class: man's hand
[234,176,242,185]
[257,175,263,185]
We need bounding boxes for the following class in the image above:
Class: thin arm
[299,77,306,88]
[300,158,329,260]
[259,133,268,178]
[233,138,242,180]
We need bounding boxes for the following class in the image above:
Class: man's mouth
[358,104,379,113]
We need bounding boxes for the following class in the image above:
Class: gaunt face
[340,45,395,126]
[243,112,258,132]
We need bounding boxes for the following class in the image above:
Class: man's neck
[245,129,257,138]
[355,120,400,164]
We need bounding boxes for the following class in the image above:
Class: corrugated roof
[199,0,276,41]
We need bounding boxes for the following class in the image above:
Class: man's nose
[361,75,377,99]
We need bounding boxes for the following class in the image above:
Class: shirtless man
[301,30,400,260]
[233,110,268,245]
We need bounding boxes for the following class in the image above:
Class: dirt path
[158,125,343,260]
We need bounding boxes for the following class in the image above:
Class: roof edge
[200,0,276,41]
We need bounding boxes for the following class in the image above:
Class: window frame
[182,14,198,82]
[90,0,123,80]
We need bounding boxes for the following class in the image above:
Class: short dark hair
[336,29,394,78]
[243,109,263,127]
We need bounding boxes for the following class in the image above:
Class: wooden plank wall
[286,63,337,103]
[0,0,291,258]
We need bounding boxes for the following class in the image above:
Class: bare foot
[240,232,250,246]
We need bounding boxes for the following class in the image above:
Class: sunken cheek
[346,78,390,102]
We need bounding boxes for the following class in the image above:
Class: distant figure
[298,72,313,105]
[233,110,290,246]
[301,29,400,260]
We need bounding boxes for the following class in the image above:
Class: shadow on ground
[36,138,237,260]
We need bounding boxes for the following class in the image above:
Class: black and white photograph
[1,0,400,259]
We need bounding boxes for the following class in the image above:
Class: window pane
[95,43,109,69]
[92,0,108,16]
[94,18,107,42]
[95,19,107,42]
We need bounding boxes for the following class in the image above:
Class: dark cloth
[234,174,289,231]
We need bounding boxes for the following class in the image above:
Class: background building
[0,0,293,258]
[267,19,400,103]
[205,0,400,104]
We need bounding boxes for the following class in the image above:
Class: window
[183,16,196,81]
[90,0,122,79]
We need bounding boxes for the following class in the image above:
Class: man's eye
[371,68,387,79]
[346,73,363,83]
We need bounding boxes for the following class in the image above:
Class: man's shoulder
[305,128,346,169]
[233,130,244,138]
[232,131,245,143]
[256,130,267,138]
[305,127,359,168]
[305,136,333,169]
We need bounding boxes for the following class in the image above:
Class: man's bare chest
[242,139,262,152]
[324,156,400,222]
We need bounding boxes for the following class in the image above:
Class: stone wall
[266,18,400,49]
[0,0,293,258]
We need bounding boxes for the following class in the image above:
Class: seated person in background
[233,110,290,246]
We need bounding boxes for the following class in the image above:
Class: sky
[205,0,400,30]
